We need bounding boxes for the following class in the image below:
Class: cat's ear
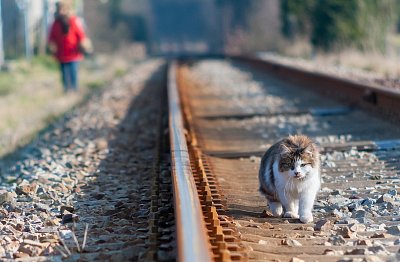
[280,144,291,156]
[304,149,313,157]
[304,144,317,157]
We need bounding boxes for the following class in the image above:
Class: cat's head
[278,135,319,180]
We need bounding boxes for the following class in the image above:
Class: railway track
[168,58,400,261]
[1,57,399,261]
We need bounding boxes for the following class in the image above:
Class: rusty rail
[175,57,400,261]
[235,55,400,119]
[168,61,212,262]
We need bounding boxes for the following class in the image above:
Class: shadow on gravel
[67,63,175,261]
[0,62,175,261]
[227,204,264,219]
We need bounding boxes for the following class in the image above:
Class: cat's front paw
[283,211,299,219]
[299,215,313,223]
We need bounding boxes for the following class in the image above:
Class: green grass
[361,64,374,72]
[86,67,127,91]
[114,68,127,77]
[0,51,134,158]
[87,80,106,91]
[389,34,400,47]
[31,55,58,71]
[0,55,58,96]
[0,73,16,96]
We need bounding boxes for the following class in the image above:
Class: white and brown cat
[259,135,320,223]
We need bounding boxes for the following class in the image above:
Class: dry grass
[314,50,400,78]
[279,38,314,59]
[279,36,400,79]
[0,51,134,158]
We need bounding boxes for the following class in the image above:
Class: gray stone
[281,239,302,247]
[361,198,375,207]
[347,201,361,211]
[34,203,50,212]
[356,217,374,224]
[371,233,386,238]
[336,226,355,238]
[386,225,400,236]
[336,217,358,224]
[61,213,79,224]
[349,223,366,232]
[345,248,366,255]
[328,196,350,206]
[60,205,74,215]
[352,210,369,218]
[384,202,394,210]
[367,244,390,255]
[332,209,345,218]
[328,235,346,245]
[0,191,15,205]
[377,194,394,204]
[315,219,333,232]
[331,189,342,195]
[356,239,372,246]
[323,249,344,256]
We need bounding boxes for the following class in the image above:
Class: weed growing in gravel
[56,224,89,258]
[87,80,105,91]
[114,68,127,77]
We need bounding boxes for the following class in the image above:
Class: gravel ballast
[0,60,175,261]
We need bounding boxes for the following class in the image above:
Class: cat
[258,135,320,223]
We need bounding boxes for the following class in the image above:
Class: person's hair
[55,0,73,34]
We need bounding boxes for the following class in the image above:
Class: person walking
[48,0,92,92]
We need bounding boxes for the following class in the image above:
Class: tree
[311,0,362,51]
[280,0,315,39]
[280,0,398,52]
[356,0,397,51]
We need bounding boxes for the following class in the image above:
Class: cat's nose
[294,172,301,177]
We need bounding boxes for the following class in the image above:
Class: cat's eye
[301,163,310,167]
[290,166,294,170]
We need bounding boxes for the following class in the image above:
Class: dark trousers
[60,61,79,92]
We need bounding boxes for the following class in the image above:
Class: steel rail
[177,58,400,261]
[168,61,212,262]
[235,55,400,118]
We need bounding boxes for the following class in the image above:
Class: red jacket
[48,16,86,63]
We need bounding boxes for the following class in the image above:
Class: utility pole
[44,0,49,31]
[0,0,5,66]
[23,0,31,59]
[39,0,49,54]
[16,0,32,59]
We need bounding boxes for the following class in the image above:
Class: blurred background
[1,0,400,59]
[0,0,400,158]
